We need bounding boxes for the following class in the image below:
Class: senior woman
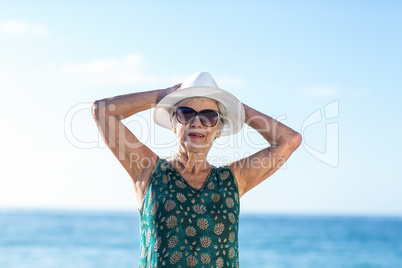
[92,72,301,267]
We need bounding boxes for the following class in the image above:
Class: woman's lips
[188,132,205,139]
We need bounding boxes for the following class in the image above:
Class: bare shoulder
[130,151,159,204]
[227,134,302,198]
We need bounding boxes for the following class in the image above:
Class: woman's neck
[172,149,210,174]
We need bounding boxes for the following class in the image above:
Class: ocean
[0,210,401,268]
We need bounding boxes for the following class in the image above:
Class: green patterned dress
[139,157,240,268]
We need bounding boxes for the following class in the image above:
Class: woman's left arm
[228,103,302,198]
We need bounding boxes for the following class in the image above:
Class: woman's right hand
[165,83,182,95]
[157,83,182,104]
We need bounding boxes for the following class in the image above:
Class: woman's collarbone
[180,169,211,189]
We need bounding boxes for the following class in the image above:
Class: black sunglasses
[175,106,220,127]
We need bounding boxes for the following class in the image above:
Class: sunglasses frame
[174,106,220,127]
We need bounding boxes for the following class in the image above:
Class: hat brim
[153,86,245,136]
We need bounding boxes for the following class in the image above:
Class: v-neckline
[162,158,214,192]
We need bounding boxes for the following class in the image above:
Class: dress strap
[138,156,162,213]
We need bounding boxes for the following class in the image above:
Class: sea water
[0,210,401,268]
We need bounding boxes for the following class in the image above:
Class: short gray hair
[170,97,228,131]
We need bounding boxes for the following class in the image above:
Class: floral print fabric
[139,157,240,268]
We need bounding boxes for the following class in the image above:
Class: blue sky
[1,1,401,216]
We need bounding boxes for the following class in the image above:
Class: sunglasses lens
[199,110,219,127]
[176,107,195,124]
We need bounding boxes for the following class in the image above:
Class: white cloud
[62,54,184,87]
[302,86,339,98]
[0,20,48,35]
[62,54,142,75]
[61,54,246,89]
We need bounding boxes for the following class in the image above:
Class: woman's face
[172,98,222,152]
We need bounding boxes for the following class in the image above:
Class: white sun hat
[153,72,245,136]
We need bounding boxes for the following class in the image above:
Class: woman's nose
[190,114,203,127]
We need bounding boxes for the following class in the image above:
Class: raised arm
[91,84,181,204]
[228,103,302,198]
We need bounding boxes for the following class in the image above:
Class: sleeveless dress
[139,157,240,268]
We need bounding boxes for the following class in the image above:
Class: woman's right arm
[91,84,181,203]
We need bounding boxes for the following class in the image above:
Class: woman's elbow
[289,132,302,150]
[91,100,104,121]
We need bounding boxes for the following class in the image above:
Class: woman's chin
[184,140,211,151]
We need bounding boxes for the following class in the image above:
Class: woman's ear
[214,130,221,141]
[215,123,222,138]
